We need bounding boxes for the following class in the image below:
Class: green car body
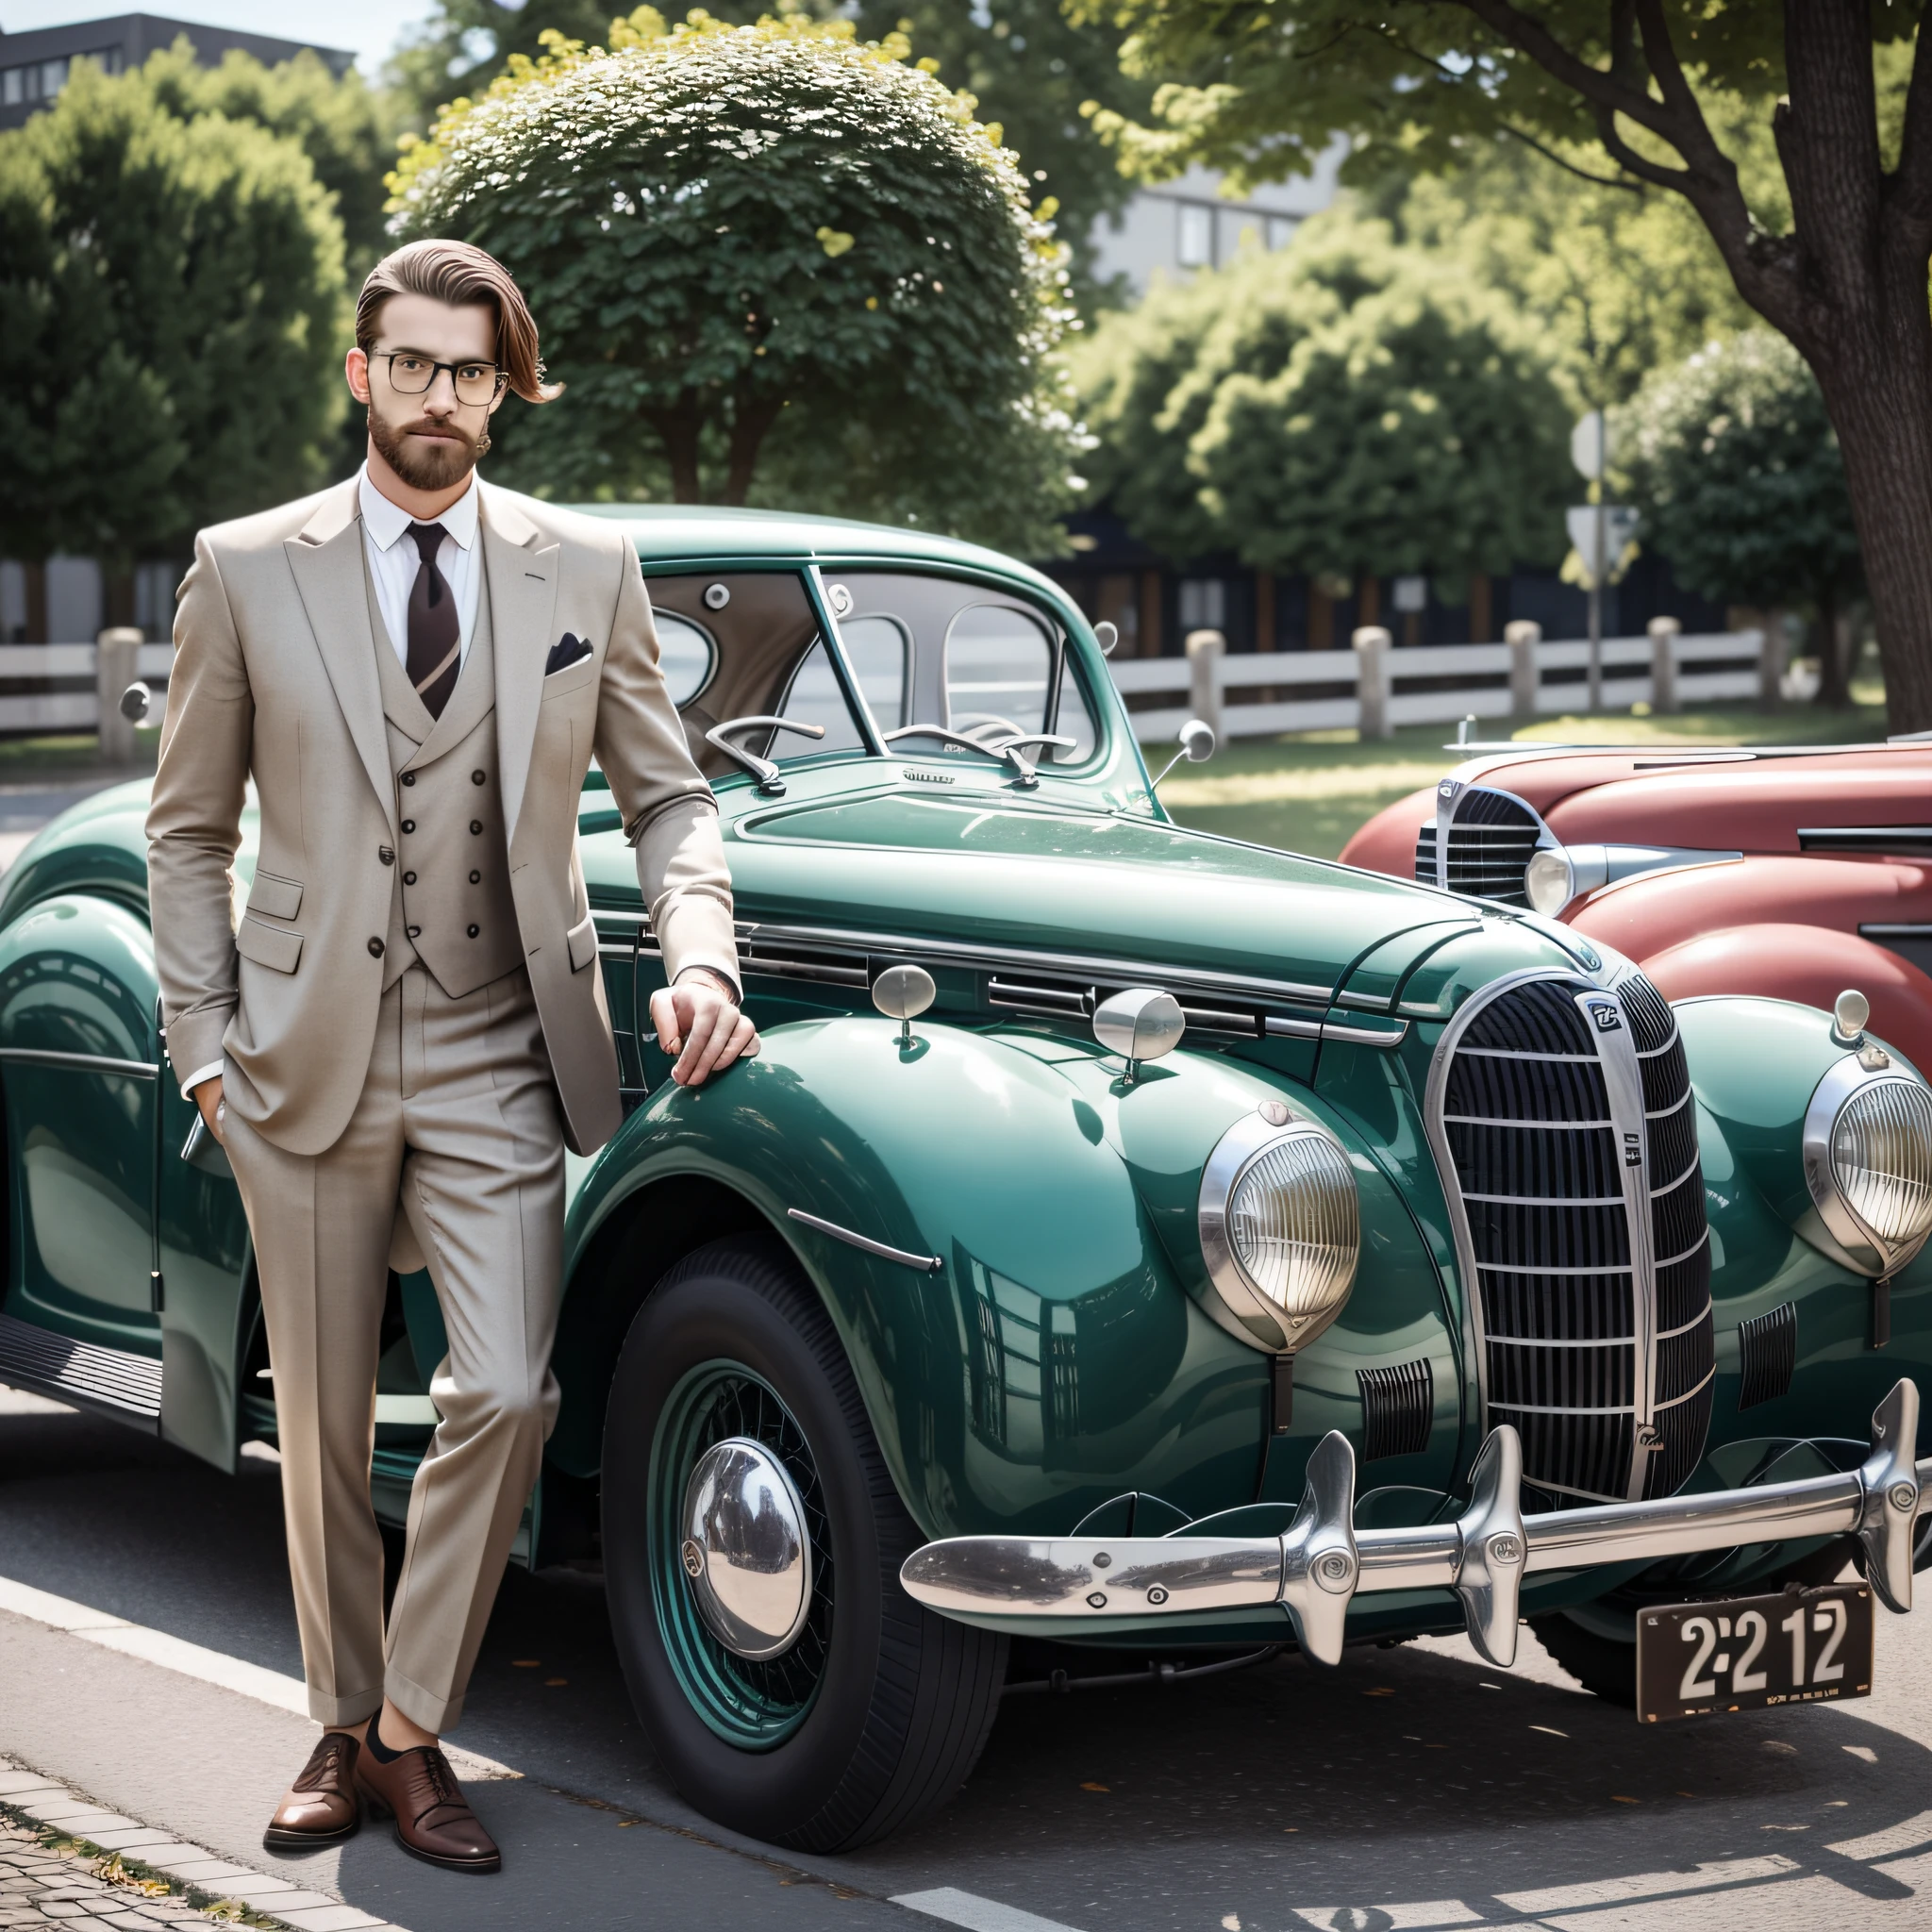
[0,506,1926,1844]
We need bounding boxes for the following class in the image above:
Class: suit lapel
[283,482,395,840]
[482,487,558,846]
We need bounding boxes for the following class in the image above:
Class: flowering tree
[390,8,1083,551]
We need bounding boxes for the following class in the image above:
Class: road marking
[0,1574,515,1780]
[892,1887,1087,1931]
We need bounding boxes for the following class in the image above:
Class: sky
[0,3,441,74]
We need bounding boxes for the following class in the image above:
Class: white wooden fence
[0,641,174,735]
[1112,619,1778,742]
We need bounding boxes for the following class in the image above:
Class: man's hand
[193,1074,226,1144]
[649,971,758,1088]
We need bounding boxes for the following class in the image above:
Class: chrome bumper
[899,1381,1927,1669]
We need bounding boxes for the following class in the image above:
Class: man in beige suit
[146,240,758,1874]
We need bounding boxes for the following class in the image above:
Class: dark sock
[364,1709,408,1764]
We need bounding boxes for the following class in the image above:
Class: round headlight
[1804,1060,1932,1275]
[1199,1109,1359,1352]
[1524,846,1575,916]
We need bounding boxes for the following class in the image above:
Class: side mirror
[119,682,153,724]
[1093,621,1119,657]
[1091,987,1185,1083]
[1178,717,1216,763]
[873,963,937,1047]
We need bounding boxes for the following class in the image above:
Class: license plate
[1636,1584,1874,1724]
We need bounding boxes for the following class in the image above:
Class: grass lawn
[1150,691,1891,858]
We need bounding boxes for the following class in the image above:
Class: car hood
[586,786,1545,1011]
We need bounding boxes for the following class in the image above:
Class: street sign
[1571,410,1607,480]
[1566,505,1640,584]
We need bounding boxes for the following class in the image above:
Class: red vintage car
[1341,739,1932,1074]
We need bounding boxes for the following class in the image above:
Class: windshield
[643,567,1098,788]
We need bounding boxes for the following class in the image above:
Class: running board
[0,1311,160,1429]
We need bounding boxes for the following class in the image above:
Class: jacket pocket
[236,915,304,974]
[247,871,303,923]
[541,656,598,700]
[566,911,599,974]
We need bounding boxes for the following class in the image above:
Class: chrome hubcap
[680,1436,812,1661]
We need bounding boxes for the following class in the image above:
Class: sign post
[1571,411,1607,711]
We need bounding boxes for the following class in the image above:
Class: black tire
[1532,1535,1862,1708]
[602,1234,1008,1851]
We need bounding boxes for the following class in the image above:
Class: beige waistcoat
[364,561,522,998]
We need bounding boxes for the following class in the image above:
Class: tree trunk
[723,391,786,508]
[1802,326,1932,729]
[646,404,705,504]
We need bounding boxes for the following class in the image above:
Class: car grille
[1414,787,1541,906]
[1429,969,1714,1508]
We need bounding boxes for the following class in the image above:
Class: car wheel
[602,1233,1008,1851]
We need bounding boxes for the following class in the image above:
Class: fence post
[1505,620,1541,717]
[1185,627,1224,741]
[1353,625,1392,741]
[1758,611,1789,709]
[1648,615,1681,713]
[96,626,143,764]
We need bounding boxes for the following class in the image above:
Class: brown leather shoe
[263,1731,362,1852]
[358,1743,501,1874]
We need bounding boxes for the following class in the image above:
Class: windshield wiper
[884,724,1074,788]
[705,715,826,795]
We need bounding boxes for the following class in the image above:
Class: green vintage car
[2,508,1930,1851]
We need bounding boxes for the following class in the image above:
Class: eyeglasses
[374,352,507,406]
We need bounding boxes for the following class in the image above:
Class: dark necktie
[406,521,460,719]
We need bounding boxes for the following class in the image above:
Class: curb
[0,1759,411,1932]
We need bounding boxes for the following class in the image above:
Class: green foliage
[140,41,403,271]
[1613,332,1861,620]
[0,57,347,565]
[391,1,633,124]
[390,10,1082,551]
[1380,142,1757,412]
[1070,210,1569,579]
[1074,0,1909,202]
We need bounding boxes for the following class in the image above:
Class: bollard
[1648,615,1681,714]
[1758,612,1788,710]
[96,626,143,764]
[1504,620,1541,718]
[1353,625,1392,741]
[1185,628,1224,742]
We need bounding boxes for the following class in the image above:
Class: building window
[2,68,22,107]
[1176,203,1214,269]
[41,59,68,99]
[1178,578,1225,633]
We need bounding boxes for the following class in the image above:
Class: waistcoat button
[403,872,416,885]
[378,847,393,866]
[368,938,384,958]
[470,820,482,835]
[408,925,422,939]
[472,770,486,785]
[469,870,480,884]
[467,924,480,938]
[402,819,416,834]
[401,773,415,787]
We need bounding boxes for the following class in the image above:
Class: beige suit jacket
[147,475,738,1158]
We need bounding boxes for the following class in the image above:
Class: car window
[652,611,716,709]
[643,572,869,782]
[825,574,1097,767]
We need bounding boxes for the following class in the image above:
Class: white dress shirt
[358,462,483,671]
[177,468,483,1097]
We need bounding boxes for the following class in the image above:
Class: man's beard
[368,405,483,492]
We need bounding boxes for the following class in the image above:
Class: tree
[142,42,404,274]
[1070,209,1569,583]
[1075,4,1932,730]
[0,56,346,571]
[1616,332,1864,705]
[389,10,1082,551]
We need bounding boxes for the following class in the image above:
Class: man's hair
[356,240,561,405]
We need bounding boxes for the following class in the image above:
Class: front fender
[562,1015,1463,1541]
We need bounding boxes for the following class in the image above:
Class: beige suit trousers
[224,959,563,1734]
